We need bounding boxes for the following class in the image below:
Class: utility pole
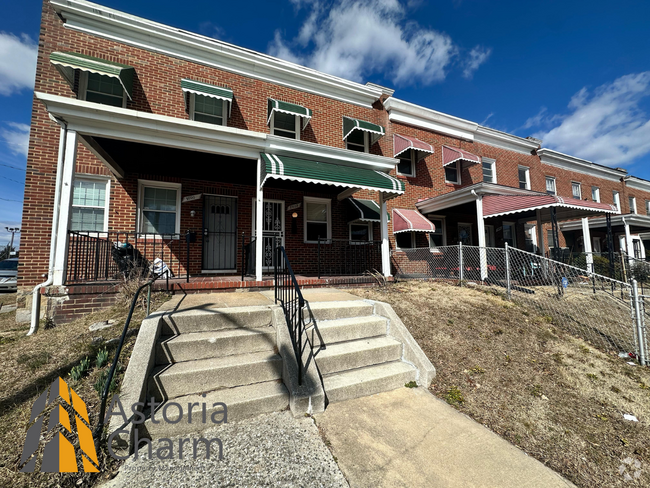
[5,227,20,250]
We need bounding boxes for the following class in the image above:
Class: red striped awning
[482,195,618,218]
[394,134,434,160]
[442,145,481,167]
[393,209,436,234]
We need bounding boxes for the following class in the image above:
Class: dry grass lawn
[0,290,170,488]
[353,281,650,488]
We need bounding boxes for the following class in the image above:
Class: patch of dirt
[0,291,170,488]
[353,281,650,488]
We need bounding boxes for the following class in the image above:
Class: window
[547,229,556,248]
[458,223,472,245]
[80,72,126,108]
[503,222,516,247]
[428,217,446,247]
[545,176,556,195]
[397,150,415,177]
[349,223,371,242]
[346,130,368,152]
[592,186,600,202]
[572,182,581,199]
[137,180,181,235]
[518,166,530,190]
[482,158,496,184]
[445,162,461,184]
[646,200,650,216]
[304,197,331,242]
[524,224,537,253]
[190,94,226,126]
[270,111,300,139]
[613,191,621,211]
[629,196,637,214]
[70,176,110,232]
[395,232,415,249]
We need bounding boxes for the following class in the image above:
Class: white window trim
[571,181,582,199]
[395,231,416,250]
[592,186,600,203]
[304,196,331,243]
[646,200,650,216]
[78,71,127,108]
[482,157,497,184]
[518,165,531,190]
[189,93,227,126]
[629,196,637,214]
[396,149,416,177]
[613,191,621,211]
[428,215,446,248]
[445,161,461,185]
[137,179,182,237]
[349,222,372,243]
[503,221,517,247]
[70,174,111,233]
[345,130,369,153]
[270,111,300,140]
[545,176,556,195]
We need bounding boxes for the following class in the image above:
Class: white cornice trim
[474,126,539,155]
[537,148,626,182]
[626,176,650,192]
[35,92,398,171]
[50,0,383,108]
[560,213,650,231]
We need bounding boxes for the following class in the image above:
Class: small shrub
[404,381,417,388]
[69,357,91,382]
[469,366,485,375]
[96,348,109,369]
[445,386,464,406]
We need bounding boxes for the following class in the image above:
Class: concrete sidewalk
[315,387,575,488]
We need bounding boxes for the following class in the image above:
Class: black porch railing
[274,245,308,385]
[317,238,382,278]
[240,233,257,281]
[66,231,189,283]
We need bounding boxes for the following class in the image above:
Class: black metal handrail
[274,245,307,385]
[93,274,160,439]
[241,232,256,281]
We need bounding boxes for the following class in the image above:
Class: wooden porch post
[536,209,545,256]
[52,129,78,286]
[255,157,264,282]
[379,192,391,277]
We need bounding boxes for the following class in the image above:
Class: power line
[0,175,23,184]
[0,197,22,203]
[0,162,26,171]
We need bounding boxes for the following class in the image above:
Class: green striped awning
[50,52,135,100]
[343,116,385,145]
[347,198,390,222]
[261,153,404,194]
[181,79,233,116]
[267,99,312,129]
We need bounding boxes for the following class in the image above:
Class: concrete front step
[305,300,374,322]
[323,361,417,404]
[160,306,273,335]
[315,336,402,375]
[149,351,283,401]
[156,327,277,365]
[142,380,289,439]
[310,315,387,346]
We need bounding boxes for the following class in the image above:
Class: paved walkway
[315,387,575,488]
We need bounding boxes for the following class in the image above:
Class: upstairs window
[613,191,621,211]
[572,182,582,199]
[646,200,650,216]
[445,162,461,185]
[518,166,530,190]
[270,111,299,139]
[592,186,600,202]
[482,158,496,184]
[545,176,556,195]
[343,117,384,153]
[80,72,126,108]
[346,129,368,152]
[397,150,415,177]
[629,196,637,214]
[191,94,226,126]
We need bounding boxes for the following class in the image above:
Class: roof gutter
[28,117,67,336]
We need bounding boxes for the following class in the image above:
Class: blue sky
[2,0,650,248]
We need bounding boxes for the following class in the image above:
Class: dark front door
[203,195,238,270]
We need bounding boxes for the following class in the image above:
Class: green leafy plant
[445,386,464,406]
[93,368,120,395]
[69,357,91,382]
[404,381,417,388]
[96,348,109,369]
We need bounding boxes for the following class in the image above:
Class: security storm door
[203,195,238,271]
[253,200,285,270]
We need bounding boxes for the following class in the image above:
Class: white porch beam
[536,210,545,256]
[379,192,391,277]
[255,157,264,282]
[581,217,593,272]
[80,135,125,178]
[336,188,357,201]
[475,194,488,280]
[52,130,78,285]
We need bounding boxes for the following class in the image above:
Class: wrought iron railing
[274,245,308,385]
[316,238,382,278]
[241,233,256,281]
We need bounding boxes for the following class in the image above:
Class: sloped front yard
[352,281,649,488]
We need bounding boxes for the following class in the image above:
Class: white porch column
[255,157,264,282]
[536,209,545,256]
[623,218,634,263]
[475,194,488,280]
[581,217,593,272]
[379,192,391,277]
[52,129,78,286]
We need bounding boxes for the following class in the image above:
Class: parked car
[0,258,18,292]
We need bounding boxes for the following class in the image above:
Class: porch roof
[347,198,390,222]
[482,194,618,220]
[559,213,650,233]
[393,209,435,234]
[261,153,405,194]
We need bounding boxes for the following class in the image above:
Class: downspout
[28,117,67,336]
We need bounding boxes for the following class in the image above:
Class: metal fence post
[458,242,463,286]
[146,283,151,316]
[505,242,511,300]
[631,280,647,366]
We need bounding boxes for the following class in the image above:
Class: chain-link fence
[392,244,648,365]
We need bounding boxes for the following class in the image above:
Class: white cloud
[462,45,491,79]
[269,0,483,86]
[0,32,37,96]
[1,122,30,157]
[480,112,494,126]
[532,73,650,167]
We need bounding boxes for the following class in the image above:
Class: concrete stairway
[142,306,289,438]
[307,301,418,404]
